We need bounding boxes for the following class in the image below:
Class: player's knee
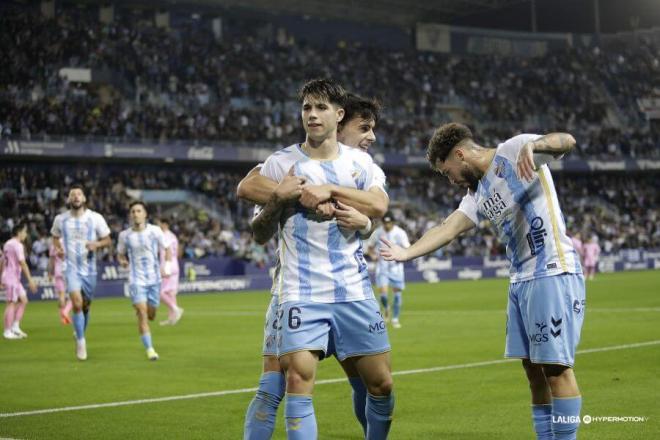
[285,369,313,391]
[365,373,393,396]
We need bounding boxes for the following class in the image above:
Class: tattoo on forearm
[251,195,283,243]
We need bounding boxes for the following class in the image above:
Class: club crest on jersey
[494,162,506,178]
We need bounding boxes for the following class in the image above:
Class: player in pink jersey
[48,237,71,324]
[582,235,601,280]
[2,222,38,340]
[157,218,183,325]
[570,232,584,267]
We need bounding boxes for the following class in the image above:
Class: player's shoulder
[342,143,373,165]
[266,144,304,162]
[497,133,542,161]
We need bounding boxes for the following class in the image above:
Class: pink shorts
[4,283,26,303]
[54,276,65,293]
[160,275,179,294]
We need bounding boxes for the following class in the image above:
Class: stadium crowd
[1,165,657,268]
[1,5,659,158]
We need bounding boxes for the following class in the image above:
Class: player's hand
[315,202,335,220]
[334,201,369,230]
[85,241,99,252]
[274,169,306,202]
[118,258,129,268]
[28,280,38,294]
[379,237,408,262]
[300,184,332,209]
[56,247,65,258]
[517,142,537,182]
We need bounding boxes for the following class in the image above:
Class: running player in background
[252,79,394,440]
[2,222,38,339]
[48,237,71,325]
[368,213,410,328]
[582,235,601,280]
[239,92,387,439]
[381,123,585,440]
[117,202,170,361]
[51,184,111,360]
[157,218,183,326]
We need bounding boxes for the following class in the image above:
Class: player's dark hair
[298,78,347,108]
[69,183,85,194]
[129,200,148,214]
[339,93,381,130]
[159,218,170,225]
[12,221,27,236]
[426,123,474,170]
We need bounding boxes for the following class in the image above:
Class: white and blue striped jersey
[117,224,166,286]
[458,134,582,283]
[50,209,111,277]
[370,225,410,280]
[260,143,386,303]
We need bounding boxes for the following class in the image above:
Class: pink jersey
[583,242,601,267]
[2,238,25,286]
[49,241,65,278]
[160,230,180,275]
[571,237,583,259]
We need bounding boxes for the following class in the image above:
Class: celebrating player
[2,222,38,339]
[381,123,585,440]
[117,202,171,361]
[157,218,183,326]
[250,79,394,440]
[239,91,389,439]
[369,213,410,328]
[51,184,111,360]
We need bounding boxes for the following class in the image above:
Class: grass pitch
[1,271,658,439]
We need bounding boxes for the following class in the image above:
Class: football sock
[552,396,581,440]
[73,311,85,340]
[244,372,286,440]
[366,392,394,440]
[392,292,402,320]
[531,404,553,440]
[348,376,368,435]
[285,394,316,440]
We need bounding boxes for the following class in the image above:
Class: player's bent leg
[244,355,286,440]
[279,350,320,440]
[391,287,402,328]
[543,364,581,440]
[70,291,86,340]
[523,359,552,440]
[355,352,394,440]
[339,357,368,435]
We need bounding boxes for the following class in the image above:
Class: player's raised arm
[517,132,576,181]
[237,165,279,205]
[380,210,475,262]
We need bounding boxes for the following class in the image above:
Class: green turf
[1,271,658,439]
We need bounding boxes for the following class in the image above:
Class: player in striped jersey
[117,201,171,361]
[239,92,388,439]
[51,184,111,360]
[381,123,585,440]
[251,79,394,440]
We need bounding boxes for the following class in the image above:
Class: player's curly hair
[426,123,473,169]
[298,78,347,108]
[339,93,381,129]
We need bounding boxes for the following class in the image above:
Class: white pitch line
[1,340,658,419]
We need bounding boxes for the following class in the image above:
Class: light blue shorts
[277,299,391,361]
[505,273,586,367]
[262,295,279,356]
[66,270,97,301]
[376,270,405,291]
[129,283,161,307]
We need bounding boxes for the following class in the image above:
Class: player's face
[339,117,376,152]
[68,189,86,209]
[17,227,28,242]
[436,154,481,192]
[384,221,394,232]
[301,96,344,142]
[130,205,147,226]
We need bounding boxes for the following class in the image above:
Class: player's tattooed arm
[251,174,306,244]
[237,166,279,205]
[380,210,475,262]
[518,133,576,181]
[300,184,387,218]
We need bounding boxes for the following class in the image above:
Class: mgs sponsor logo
[573,299,586,314]
[526,216,547,256]
[529,321,549,344]
[368,312,386,334]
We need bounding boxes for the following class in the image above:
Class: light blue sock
[380,294,388,311]
[285,394,316,440]
[552,396,582,440]
[244,372,286,440]
[366,393,394,440]
[392,292,402,320]
[72,311,85,340]
[140,333,153,349]
[348,376,367,435]
[83,310,90,330]
[532,404,553,440]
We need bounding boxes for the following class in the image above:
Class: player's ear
[336,107,345,124]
